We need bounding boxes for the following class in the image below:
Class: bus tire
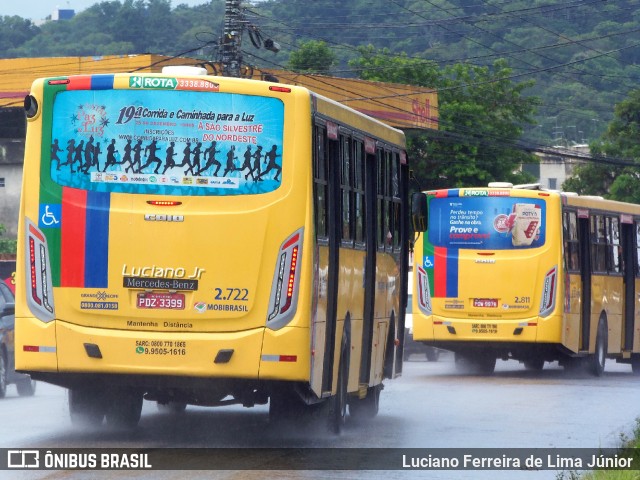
[69,387,107,427]
[16,378,37,397]
[455,351,496,375]
[348,384,381,421]
[269,388,307,428]
[631,355,640,376]
[327,340,349,435]
[475,354,496,375]
[426,347,440,362]
[524,358,544,371]
[105,389,143,430]
[0,351,7,399]
[589,317,607,377]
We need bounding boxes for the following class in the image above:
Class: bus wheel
[455,351,496,375]
[631,355,640,376]
[426,347,440,362]
[524,358,544,371]
[16,378,37,397]
[589,317,607,377]
[105,389,144,430]
[475,354,496,375]
[348,384,381,421]
[0,351,7,399]
[69,387,107,427]
[327,347,349,434]
[269,389,306,428]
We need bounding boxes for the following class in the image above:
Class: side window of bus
[563,211,580,272]
[607,216,621,274]
[340,133,354,245]
[374,147,401,252]
[590,215,607,273]
[313,125,328,240]
[391,152,402,252]
[636,222,640,277]
[376,148,386,250]
[353,139,365,247]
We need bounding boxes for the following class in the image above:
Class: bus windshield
[50,89,284,196]
[428,194,546,250]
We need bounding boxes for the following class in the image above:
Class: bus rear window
[428,195,546,250]
[49,89,284,196]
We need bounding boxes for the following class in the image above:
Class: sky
[3,0,212,21]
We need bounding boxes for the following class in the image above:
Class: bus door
[578,210,592,352]
[358,139,378,388]
[310,121,340,397]
[320,122,340,397]
[621,217,636,352]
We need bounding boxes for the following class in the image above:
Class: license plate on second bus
[137,292,185,310]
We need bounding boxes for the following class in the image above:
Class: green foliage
[0,224,17,255]
[351,49,540,189]
[7,0,224,58]
[288,40,336,74]
[563,89,640,201]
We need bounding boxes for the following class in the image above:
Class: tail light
[25,219,55,322]
[416,265,432,315]
[266,228,303,330]
[539,265,557,317]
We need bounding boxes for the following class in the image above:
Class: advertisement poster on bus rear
[427,195,546,250]
[49,87,284,196]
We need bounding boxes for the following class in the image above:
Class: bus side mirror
[411,192,428,232]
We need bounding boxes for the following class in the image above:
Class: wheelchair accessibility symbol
[423,256,434,269]
[39,204,61,228]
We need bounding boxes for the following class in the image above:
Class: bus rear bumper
[15,318,310,385]
[413,313,563,344]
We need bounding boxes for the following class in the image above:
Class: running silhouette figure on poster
[82,136,94,173]
[51,139,63,170]
[258,145,281,181]
[118,139,132,173]
[162,142,177,174]
[59,139,76,171]
[198,141,221,176]
[223,145,238,177]
[92,142,102,171]
[141,140,162,173]
[122,139,143,173]
[249,145,263,181]
[102,139,119,171]
[242,145,255,181]
[178,142,193,173]
[185,142,202,175]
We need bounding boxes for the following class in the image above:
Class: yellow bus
[411,183,640,375]
[15,66,410,431]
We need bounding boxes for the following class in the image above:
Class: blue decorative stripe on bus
[84,191,111,287]
[91,74,115,90]
[446,248,459,298]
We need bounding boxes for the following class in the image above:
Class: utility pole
[216,0,279,78]
[219,0,244,77]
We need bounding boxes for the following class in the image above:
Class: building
[525,144,590,190]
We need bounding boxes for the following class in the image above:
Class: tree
[288,40,336,74]
[0,224,16,255]
[0,16,40,57]
[350,47,540,189]
[563,89,640,202]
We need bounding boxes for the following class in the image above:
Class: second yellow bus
[412,183,640,375]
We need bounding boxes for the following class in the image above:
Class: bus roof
[426,185,640,216]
